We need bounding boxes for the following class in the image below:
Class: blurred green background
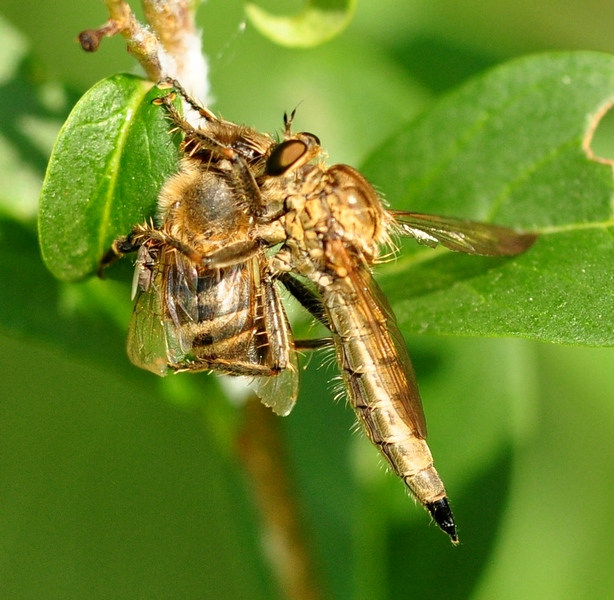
[1,1,614,599]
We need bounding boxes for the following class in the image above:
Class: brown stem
[78,20,121,52]
[78,0,163,80]
[142,0,195,56]
[238,396,325,600]
[77,0,208,98]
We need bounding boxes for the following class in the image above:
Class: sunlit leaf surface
[38,74,179,282]
[363,52,614,346]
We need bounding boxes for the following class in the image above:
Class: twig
[78,0,209,102]
[238,396,326,600]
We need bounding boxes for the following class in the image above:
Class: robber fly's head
[265,132,322,178]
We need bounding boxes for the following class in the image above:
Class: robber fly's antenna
[283,109,296,137]
[283,102,304,137]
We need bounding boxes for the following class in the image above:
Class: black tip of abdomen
[427,497,458,544]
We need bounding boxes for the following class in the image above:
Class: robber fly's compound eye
[301,132,320,146]
[266,140,308,176]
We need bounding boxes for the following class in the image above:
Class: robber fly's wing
[356,267,427,437]
[326,238,427,438]
[251,272,299,417]
[392,211,537,256]
[127,247,198,374]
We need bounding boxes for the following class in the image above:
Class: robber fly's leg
[153,94,235,163]
[274,270,333,350]
[294,338,333,350]
[157,78,217,122]
[152,94,217,153]
[277,271,330,330]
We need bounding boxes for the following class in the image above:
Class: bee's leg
[129,226,207,264]
[251,270,301,416]
[99,222,204,277]
[97,234,142,278]
[169,360,283,377]
[199,239,261,268]
[130,226,262,269]
[260,273,294,372]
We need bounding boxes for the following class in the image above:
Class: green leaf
[38,74,179,282]
[245,0,356,48]
[362,51,614,347]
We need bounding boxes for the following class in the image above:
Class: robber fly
[102,80,536,542]
[259,134,536,544]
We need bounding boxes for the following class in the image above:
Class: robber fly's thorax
[276,157,392,280]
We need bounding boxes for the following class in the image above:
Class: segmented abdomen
[323,277,448,508]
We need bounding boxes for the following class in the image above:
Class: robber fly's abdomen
[324,288,448,507]
[353,395,447,504]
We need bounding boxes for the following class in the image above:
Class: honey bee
[101,85,299,416]
[102,80,537,542]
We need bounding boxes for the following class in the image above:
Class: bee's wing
[127,247,198,374]
[163,250,199,358]
[251,274,299,417]
[252,350,299,417]
[392,211,537,256]
[127,252,169,375]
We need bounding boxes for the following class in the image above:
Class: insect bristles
[329,374,347,405]
[317,346,338,371]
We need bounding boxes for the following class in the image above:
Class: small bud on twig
[79,0,209,105]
